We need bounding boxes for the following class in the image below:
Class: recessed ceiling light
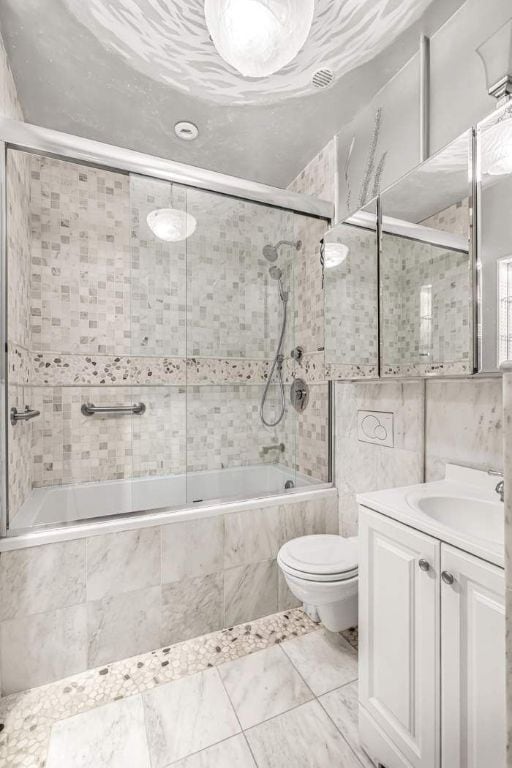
[174,121,199,141]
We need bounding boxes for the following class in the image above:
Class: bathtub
[9,462,323,533]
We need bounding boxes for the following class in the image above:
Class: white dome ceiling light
[481,119,512,176]
[324,242,349,268]
[146,208,197,241]
[64,0,433,105]
[204,0,314,78]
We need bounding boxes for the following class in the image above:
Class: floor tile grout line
[213,665,244,737]
[213,666,261,767]
[140,690,156,768]
[317,694,368,768]
[273,641,317,699]
[243,697,324,736]
[164,733,249,768]
[217,643,317,728]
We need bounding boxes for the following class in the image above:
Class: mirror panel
[324,199,378,379]
[477,103,512,372]
[379,130,473,376]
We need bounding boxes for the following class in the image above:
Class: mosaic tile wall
[380,201,472,375]
[5,148,331,518]
[26,384,296,489]
[29,155,132,355]
[324,223,378,372]
[3,55,32,522]
[0,490,338,693]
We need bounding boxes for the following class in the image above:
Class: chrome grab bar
[81,402,146,416]
[261,442,285,455]
[10,406,41,426]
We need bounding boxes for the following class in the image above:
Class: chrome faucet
[488,469,504,502]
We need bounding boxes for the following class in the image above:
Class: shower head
[262,239,302,262]
[269,266,282,280]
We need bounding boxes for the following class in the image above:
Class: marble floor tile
[319,682,373,767]
[46,695,150,768]
[218,645,313,729]
[170,734,256,768]
[0,609,317,768]
[245,699,363,768]
[281,629,358,696]
[142,668,240,767]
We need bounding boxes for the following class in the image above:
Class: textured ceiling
[64,0,433,105]
[0,0,465,187]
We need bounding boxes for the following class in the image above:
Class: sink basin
[413,495,503,544]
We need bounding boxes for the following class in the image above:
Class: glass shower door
[184,188,298,505]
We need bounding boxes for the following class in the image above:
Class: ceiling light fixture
[204,0,315,78]
[146,208,197,242]
[482,120,512,176]
[324,242,349,268]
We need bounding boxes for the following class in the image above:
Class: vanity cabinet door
[359,507,440,768]
[440,545,505,768]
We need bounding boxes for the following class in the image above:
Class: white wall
[335,0,511,221]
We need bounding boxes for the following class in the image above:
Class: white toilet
[277,534,358,632]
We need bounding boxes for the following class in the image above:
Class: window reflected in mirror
[477,104,512,372]
[379,130,473,376]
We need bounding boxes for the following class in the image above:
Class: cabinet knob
[441,570,455,585]
[418,558,430,571]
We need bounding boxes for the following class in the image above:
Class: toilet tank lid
[278,534,358,576]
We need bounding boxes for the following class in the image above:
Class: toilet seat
[277,534,358,582]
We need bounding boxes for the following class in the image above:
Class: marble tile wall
[502,372,512,766]
[425,377,503,481]
[335,380,425,536]
[0,490,338,693]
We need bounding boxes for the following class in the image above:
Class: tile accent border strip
[0,608,319,768]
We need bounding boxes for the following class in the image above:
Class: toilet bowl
[277,534,358,632]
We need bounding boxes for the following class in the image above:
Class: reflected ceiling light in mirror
[204,0,315,77]
[482,120,512,176]
[146,208,197,241]
[476,18,512,104]
[324,242,349,268]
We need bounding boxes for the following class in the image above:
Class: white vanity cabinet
[440,545,506,768]
[359,506,505,768]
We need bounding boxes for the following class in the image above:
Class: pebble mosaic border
[0,608,330,768]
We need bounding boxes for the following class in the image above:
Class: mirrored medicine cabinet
[323,198,378,379]
[324,104,512,379]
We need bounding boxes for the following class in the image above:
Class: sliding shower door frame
[0,120,334,537]
[0,141,7,536]
[0,118,333,219]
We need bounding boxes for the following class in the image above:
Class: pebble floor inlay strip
[0,609,324,768]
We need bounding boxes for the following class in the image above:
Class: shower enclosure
[1,122,332,535]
